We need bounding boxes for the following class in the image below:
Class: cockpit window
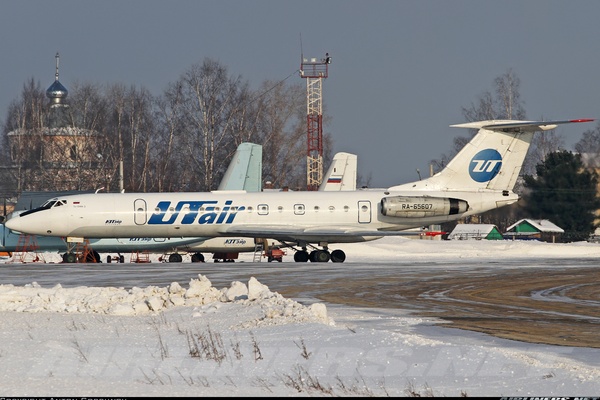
[41,200,57,209]
[18,198,63,217]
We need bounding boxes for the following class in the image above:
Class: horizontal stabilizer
[450,119,595,132]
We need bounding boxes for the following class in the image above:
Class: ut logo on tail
[469,149,502,182]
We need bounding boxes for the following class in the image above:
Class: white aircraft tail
[390,119,594,192]
[319,152,357,191]
[218,143,262,192]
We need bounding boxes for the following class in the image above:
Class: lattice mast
[300,53,331,190]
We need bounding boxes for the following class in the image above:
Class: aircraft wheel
[107,256,112,263]
[294,251,309,262]
[86,250,101,263]
[63,252,77,263]
[315,250,331,263]
[119,255,125,263]
[168,253,183,263]
[191,253,205,263]
[331,249,346,263]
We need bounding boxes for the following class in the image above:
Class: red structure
[300,53,331,190]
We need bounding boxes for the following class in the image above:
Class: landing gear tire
[86,250,101,263]
[107,255,125,263]
[294,251,309,262]
[310,250,330,263]
[191,252,205,263]
[62,252,77,263]
[330,249,346,263]
[168,253,183,263]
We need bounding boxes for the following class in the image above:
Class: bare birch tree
[152,82,187,192]
[0,78,47,194]
[253,80,306,189]
[575,121,600,169]
[104,84,155,192]
[169,58,254,191]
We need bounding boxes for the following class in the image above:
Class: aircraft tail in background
[218,143,263,192]
[319,152,357,191]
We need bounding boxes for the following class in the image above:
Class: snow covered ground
[1,237,600,397]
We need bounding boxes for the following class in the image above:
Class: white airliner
[6,119,593,263]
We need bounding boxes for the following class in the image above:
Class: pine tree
[523,150,600,242]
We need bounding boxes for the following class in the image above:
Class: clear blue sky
[1,0,599,188]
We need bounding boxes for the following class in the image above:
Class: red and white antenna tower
[300,52,331,190]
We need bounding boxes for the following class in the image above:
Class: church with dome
[6,53,106,192]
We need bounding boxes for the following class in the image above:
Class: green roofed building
[504,219,564,243]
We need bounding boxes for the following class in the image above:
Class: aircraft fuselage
[6,189,516,240]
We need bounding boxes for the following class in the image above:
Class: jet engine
[380,196,469,218]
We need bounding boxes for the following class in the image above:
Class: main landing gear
[106,254,125,263]
[159,252,206,263]
[291,246,346,263]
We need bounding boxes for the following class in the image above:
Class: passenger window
[294,204,305,215]
[258,204,269,215]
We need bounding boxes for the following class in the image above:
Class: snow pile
[0,274,330,325]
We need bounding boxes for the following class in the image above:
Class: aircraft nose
[4,213,23,231]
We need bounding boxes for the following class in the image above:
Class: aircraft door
[134,199,147,225]
[357,200,371,223]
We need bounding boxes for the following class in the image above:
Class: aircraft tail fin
[319,152,358,191]
[218,143,263,192]
[390,119,594,192]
